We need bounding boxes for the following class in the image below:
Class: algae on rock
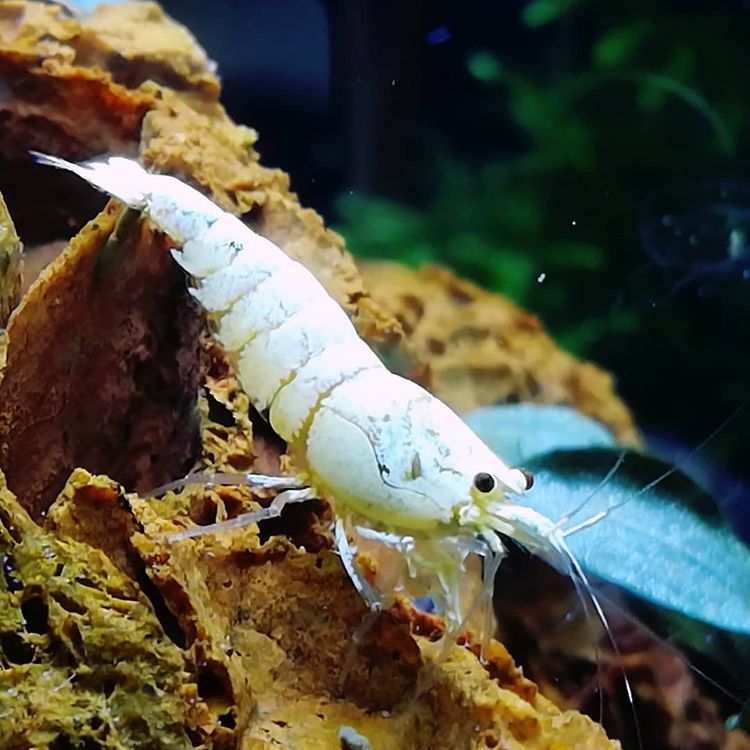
[0,469,208,750]
[0,190,22,327]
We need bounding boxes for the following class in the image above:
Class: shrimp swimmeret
[30,151,610,653]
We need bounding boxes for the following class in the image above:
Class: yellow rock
[0,190,22,326]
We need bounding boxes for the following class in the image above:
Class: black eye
[519,468,534,490]
[473,472,496,493]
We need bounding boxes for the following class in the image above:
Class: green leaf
[624,70,735,155]
[523,448,750,635]
[464,404,617,466]
[522,0,591,28]
[509,85,595,170]
[592,22,652,69]
[467,51,503,82]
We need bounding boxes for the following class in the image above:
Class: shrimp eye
[473,472,496,493]
[519,468,534,490]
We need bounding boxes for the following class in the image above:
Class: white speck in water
[570,220,577,226]
[537,272,546,283]
[391,79,396,86]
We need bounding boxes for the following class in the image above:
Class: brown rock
[48,468,621,750]
[0,203,201,520]
[359,261,640,446]
[0,2,154,160]
[0,468,208,750]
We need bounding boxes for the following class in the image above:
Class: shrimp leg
[353,527,503,657]
[335,519,388,693]
[335,520,383,612]
[167,486,314,541]
[145,471,305,498]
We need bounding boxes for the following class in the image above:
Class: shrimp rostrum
[31,151,591,651]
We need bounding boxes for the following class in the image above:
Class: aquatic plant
[335,0,750,364]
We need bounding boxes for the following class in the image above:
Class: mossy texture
[0,471,206,750]
[0,190,22,326]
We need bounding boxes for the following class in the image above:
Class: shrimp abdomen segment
[190,241,293,312]
[146,174,227,248]
[235,296,360,414]
[270,339,382,441]
[213,262,331,351]
[172,213,255,278]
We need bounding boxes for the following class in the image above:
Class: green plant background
[335,0,750,456]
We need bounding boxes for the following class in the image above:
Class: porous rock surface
[359,262,639,446]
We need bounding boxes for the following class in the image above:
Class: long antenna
[551,450,626,533]
[594,584,745,708]
[553,533,644,750]
[560,400,747,538]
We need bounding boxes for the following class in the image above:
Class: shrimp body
[32,153,530,525]
[30,152,547,632]
[30,153,647,742]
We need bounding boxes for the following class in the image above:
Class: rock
[0,468,208,749]
[0,204,201,520]
[359,261,640,446]
[0,190,22,327]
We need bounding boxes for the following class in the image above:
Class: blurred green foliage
[336,0,750,355]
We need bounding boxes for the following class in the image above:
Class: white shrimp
[30,151,608,650]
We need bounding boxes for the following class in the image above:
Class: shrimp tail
[29,151,149,210]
